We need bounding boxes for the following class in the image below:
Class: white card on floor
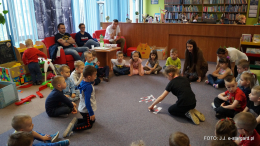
[153,107,162,114]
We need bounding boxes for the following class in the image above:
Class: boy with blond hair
[234,112,260,146]
[45,76,77,117]
[84,51,100,85]
[59,65,79,101]
[70,60,84,88]
[90,50,109,81]
[164,49,181,70]
[169,132,190,146]
[22,39,47,85]
[111,51,130,76]
[11,114,70,146]
[236,59,259,87]
[243,85,260,134]
[212,75,247,119]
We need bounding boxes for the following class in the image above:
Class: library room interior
[1,0,260,146]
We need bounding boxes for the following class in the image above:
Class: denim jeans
[64,47,89,61]
[207,74,225,87]
[113,67,130,75]
[48,104,72,117]
[28,62,42,83]
[97,66,109,77]
[33,131,60,146]
[83,39,100,49]
[214,97,238,118]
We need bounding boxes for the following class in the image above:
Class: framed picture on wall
[151,0,159,4]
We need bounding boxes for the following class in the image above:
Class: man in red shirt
[22,39,47,85]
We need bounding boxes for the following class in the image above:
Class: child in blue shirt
[63,66,97,138]
[84,51,101,85]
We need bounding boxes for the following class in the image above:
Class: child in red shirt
[212,75,247,119]
[234,112,260,146]
[22,39,47,85]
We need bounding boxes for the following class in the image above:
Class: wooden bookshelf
[164,0,248,23]
[240,40,260,69]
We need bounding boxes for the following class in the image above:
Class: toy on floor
[19,83,33,88]
[15,95,36,106]
[38,58,57,82]
[36,91,43,98]
[139,95,162,114]
[39,84,47,91]
[42,80,51,85]
[47,73,56,80]
[47,83,54,90]
[18,90,23,93]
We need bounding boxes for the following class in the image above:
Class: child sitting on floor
[164,48,181,71]
[128,51,144,76]
[8,131,34,146]
[84,51,100,85]
[148,65,205,125]
[45,76,77,117]
[59,65,80,101]
[11,114,70,146]
[91,50,109,82]
[111,51,130,76]
[234,112,260,146]
[169,132,190,146]
[143,50,162,75]
[205,58,232,88]
[22,39,47,85]
[212,75,247,119]
[237,59,259,87]
[70,60,84,89]
[239,72,257,101]
[63,66,97,138]
[210,118,237,146]
[243,85,260,134]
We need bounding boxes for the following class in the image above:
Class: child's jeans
[97,66,109,78]
[143,66,162,74]
[28,62,42,83]
[72,112,95,131]
[214,97,238,118]
[207,74,225,87]
[113,66,130,75]
[33,131,61,146]
[64,90,80,102]
[48,103,72,117]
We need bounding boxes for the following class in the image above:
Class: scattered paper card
[153,107,162,114]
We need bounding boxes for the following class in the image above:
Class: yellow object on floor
[12,63,22,68]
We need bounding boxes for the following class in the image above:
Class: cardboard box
[0,81,18,108]
[0,61,31,86]
[155,46,168,60]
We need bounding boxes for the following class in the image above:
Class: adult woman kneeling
[182,39,208,82]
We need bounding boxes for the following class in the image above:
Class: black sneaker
[215,113,225,119]
[114,73,120,76]
[33,82,37,85]
[37,81,42,85]
[103,77,109,82]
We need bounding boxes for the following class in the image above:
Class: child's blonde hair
[241,72,257,89]
[84,51,92,58]
[169,132,190,146]
[59,65,70,73]
[234,112,257,132]
[237,59,249,69]
[164,65,179,76]
[252,85,260,97]
[11,114,31,131]
[215,118,237,139]
[238,14,246,21]
[8,131,34,146]
[51,76,64,88]
[130,140,145,146]
[74,60,84,69]
[90,50,97,57]
[170,48,178,54]
[25,39,33,47]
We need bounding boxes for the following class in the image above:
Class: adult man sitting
[55,23,88,61]
[104,19,125,53]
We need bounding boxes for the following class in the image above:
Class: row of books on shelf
[165,0,182,4]
[202,5,246,12]
[165,5,182,12]
[204,0,225,4]
[183,0,202,4]
[246,48,260,54]
[183,6,199,12]
[165,12,183,19]
[203,6,225,12]
[202,13,218,20]
[225,0,247,4]
[165,19,183,23]
[224,13,239,20]
[242,34,260,43]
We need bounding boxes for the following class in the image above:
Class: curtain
[102,0,129,22]
[0,0,38,47]
[34,0,73,39]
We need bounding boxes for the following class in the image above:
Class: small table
[94,47,120,69]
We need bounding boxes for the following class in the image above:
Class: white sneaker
[211,102,216,109]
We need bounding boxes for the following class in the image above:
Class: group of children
[10,40,260,146]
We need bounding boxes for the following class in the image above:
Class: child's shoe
[37,81,42,85]
[190,109,205,122]
[215,113,224,119]
[50,131,59,143]
[185,110,200,125]
[213,84,218,89]
[55,139,70,146]
[103,77,109,82]
[63,117,78,138]
[204,80,209,84]
[33,82,37,85]
[154,71,158,75]
[211,102,216,110]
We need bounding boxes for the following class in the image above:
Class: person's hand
[128,73,132,76]
[150,68,154,71]
[80,73,83,78]
[90,115,95,121]
[148,105,154,111]
[181,73,184,77]
[196,77,201,82]
[111,67,113,71]
[96,61,100,66]
[220,102,225,107]
[139,73,144,76]
[65,95,70,98]
[72,102,77,107]
[42,135,51,142]
[71,107,77,114]
[71,93,76,98]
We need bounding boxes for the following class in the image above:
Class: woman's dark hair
[186,39,198,64]
[219,58,231,68]
[130,51,142,59]
[149,50,158,61]
[79,23,85,28]
[217,48,227,55]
